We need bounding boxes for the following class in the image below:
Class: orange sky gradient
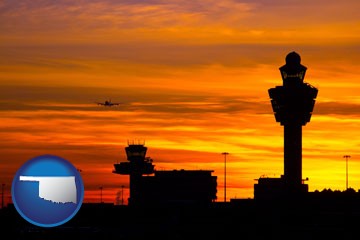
[1,0,360,204]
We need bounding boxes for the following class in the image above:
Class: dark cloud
[1,0,359,53]
[0,44,282,68]
[314,102,360,116]
[0,85,269,114]
[1,83,360,123]
[0,84,145,106]
[0,0,251,35]
[2,44,359,73]
[2,84,360,117]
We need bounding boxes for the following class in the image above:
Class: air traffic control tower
[113,142,217,206]
[254,52,318,199]
[113,142,155,206]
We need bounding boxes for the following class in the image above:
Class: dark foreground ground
[1,195,360,240]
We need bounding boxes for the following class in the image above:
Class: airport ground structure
[113,142,217,207]
[2,192,360,240]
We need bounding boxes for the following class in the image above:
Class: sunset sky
[1,0,360,204]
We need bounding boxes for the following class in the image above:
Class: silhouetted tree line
[313,187,358,195]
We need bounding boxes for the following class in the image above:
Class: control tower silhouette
[255,52,318,199]
[113,142,217,206]
[113,141,155,206]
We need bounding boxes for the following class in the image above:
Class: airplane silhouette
[96,99,121,107]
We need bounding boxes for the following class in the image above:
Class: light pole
[222,152,229,202]
[121,185,124,205]
[1,184,4,209]
[100,186,103,203]
[344,155,351,190]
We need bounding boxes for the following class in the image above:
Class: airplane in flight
[95,99,121,107]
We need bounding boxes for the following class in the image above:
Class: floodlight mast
[344,155,351,190]
[222,152,229,202]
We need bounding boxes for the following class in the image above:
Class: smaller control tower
[113,142,217,206]
[113,141,155,206]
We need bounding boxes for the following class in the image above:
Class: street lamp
[222,152,229,202]
[1,184,4,209]
[99,186,103,203]
[344,155,351,190]
[121,185,124,205]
